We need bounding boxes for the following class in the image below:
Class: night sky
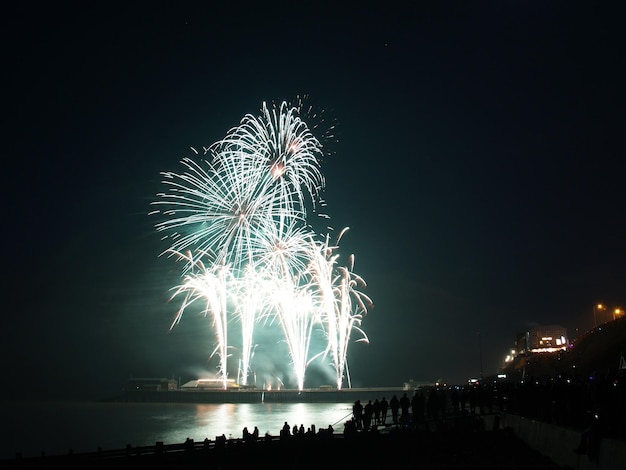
[3,2,624,401]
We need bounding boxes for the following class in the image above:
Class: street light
[593,303,606,328]
[614,308,624,321]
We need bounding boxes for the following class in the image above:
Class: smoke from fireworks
[150,100,371,390]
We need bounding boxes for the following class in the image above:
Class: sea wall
[500,413,626,470]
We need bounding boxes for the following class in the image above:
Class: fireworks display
[150,100,372,391]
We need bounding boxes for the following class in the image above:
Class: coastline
[108,386,408,404]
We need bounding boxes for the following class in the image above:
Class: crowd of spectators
[491,369,624,441]
[345,368,625,443]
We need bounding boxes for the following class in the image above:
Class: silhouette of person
[438,388,447,417]
[380,396,389,424]
[460,386,468,413]
[469,386,477,415]
[353,399,364,429]
[281,421,291,439]
[373,398,381,425]
[411,393,420,422]
[400,392,411,423]
[451,388,460,415]
[343,419,356,436]
[363,400,374,430]
[427,387,439,419]
[390,394,400,424]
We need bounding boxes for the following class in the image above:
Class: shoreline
[107,386,410,404]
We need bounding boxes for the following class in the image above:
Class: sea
[0,400,355,460]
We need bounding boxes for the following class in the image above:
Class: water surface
[0,400,354,460]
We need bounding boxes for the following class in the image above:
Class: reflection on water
[154,402,353,443]
[0,401,354,460]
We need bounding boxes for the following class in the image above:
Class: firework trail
[168,250,231,387]
[151,100,371,390]
[308,229,371,389]
[232,265,273,386]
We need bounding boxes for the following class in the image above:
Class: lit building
[181,378,240,390]
[527,324,568,353]
[504,324,569,365]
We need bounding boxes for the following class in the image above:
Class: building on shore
[527,324,568,353]
[504,324,568,366]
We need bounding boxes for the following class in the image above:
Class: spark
[152,100,372,390]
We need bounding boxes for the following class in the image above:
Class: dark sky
[3,2,624,400]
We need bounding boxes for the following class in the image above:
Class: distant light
[529,346,567,353]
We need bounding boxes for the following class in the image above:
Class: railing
[2,414,492,466]
[4,432,343,466]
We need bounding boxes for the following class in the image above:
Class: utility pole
[478,331,484,380]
